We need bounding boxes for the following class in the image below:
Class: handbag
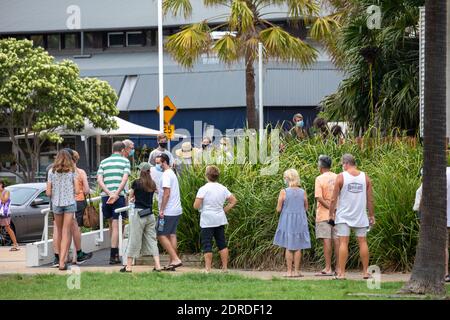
[83,194,99,229]
[137,207,153,218]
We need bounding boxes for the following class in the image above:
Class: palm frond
[213,34,240,63]
[165,22,212,68]
[163,0,193,18]
[229,0,255,33]
[259,26,318,65]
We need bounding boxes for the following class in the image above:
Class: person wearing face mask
[273,169,311,277]
[148,134,175,167]
[290,113,308,140]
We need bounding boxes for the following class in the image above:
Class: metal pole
[258,42,264,143]
[158,0,164,134]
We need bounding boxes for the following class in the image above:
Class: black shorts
[75,200,86,227]
[201,225,227,253]
[102,196,127,220]
[156,215,180,236]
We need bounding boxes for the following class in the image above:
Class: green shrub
[175,135,422,272]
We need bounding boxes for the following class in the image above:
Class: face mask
[202,144,208,150]
[159,142,168,149]
[155,164,163,172]
[296,120,304,128]
[129,149,135,157]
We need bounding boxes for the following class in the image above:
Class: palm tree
[400,0,447,296]
[163,0,340,129]
[321,0,424,135]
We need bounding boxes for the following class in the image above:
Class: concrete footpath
[0,245,411,282]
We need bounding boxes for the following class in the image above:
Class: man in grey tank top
[329,154,375,280]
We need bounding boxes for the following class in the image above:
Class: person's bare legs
[153,255,161,270]
[5,225,19,248]
[158,235,181,266]
[338,236,350,278]
[357,236,370,277]
[169,234,178,260]
[125,256,133,271]
[72,218,81,252]
[333,238,340,274]
[204,252,213,272]
[445,232,449,277]
[285,249,293,277]
[110,219,119,249]
[293,250,302,276]
[53,221,60,255]
[219,248,229,272]
[322,239,332,273]
[59,213,73,268]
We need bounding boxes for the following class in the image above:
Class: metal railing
[40,196,103,257]
[114,204,134,257]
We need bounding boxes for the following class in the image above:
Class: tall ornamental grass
[175,135,422,271]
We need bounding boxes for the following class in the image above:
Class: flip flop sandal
[169,262,183,269]
[445,275,450,282]
[120,267,132,273]
[333,276,346,280]
[315,270,333,276]
[363,274,373,279]
[152,268,162,272]
[9,247,20,251]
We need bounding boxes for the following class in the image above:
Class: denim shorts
[53,203,77,214]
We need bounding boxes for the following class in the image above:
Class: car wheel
[0,223,15,247]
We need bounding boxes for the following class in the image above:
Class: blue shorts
[102,196,127,220]
[53,203,77,214]
[156,215,180,236]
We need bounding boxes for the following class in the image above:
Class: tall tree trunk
[245,53,257,129]
[401,0,447,296]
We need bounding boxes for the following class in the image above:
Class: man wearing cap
[314,155,339,276]
[290,113,308,140]
[175,142,201,172]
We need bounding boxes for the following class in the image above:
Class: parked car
[0,183,50,245]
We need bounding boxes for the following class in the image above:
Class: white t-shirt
[159,169,182,216]
[196,182,232,228]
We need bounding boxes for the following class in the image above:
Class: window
[84,32,103,48]
[108,32,125,47]
[63,33,80,49]
[35,191,50,205]
[30,35,44,48]
[145,30,156,46]
[6,187,38,206]
[126,31,144,46]
[47,34,61,50]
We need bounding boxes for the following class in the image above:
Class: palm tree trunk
[401,0,447,296]
[245,52,257,129]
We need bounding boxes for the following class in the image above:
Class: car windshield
[6,187,38,206]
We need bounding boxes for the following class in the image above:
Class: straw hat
[176,142,200,159]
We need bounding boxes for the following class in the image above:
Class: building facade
[0,0,344,173]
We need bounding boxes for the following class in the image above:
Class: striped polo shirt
[97,153,131,197]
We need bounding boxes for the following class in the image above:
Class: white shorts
[335,223,368,237]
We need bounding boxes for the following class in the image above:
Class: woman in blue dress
[273,169,311,277]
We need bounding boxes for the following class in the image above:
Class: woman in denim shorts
[46,149,78,271]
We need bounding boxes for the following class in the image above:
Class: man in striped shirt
[97,141,131,264]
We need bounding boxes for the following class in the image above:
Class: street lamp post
[158,0,164,134]
[258,42,264,144]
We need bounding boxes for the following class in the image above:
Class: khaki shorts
[315,221,338,239]
[335,223,368,237]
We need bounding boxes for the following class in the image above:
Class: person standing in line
[314,155,339,276]
[97,141,131,265]
[193,165,237,273]
[71,150,93,264]
[290,113,308,140]
[329,154,375,280]
[148,134,175,166]
[0,180,19,251]
[156,153,183,271]
[46,149,78,271]
[273,169,311,277]
[121,162,161,273]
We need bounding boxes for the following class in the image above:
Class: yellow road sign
[164,124,175,140]
[156,96,177,124]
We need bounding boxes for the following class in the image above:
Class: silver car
[0,183,50,245]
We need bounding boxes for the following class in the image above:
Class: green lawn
[1,272,449,300]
